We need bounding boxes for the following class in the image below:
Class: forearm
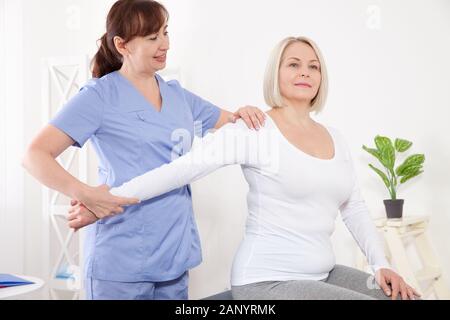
[22,148,87,199]
[110,149,223,201]
[340,142,391,272]
[342,206,391,272]
[110,160,184,201]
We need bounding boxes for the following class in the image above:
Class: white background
[1,0,449,299]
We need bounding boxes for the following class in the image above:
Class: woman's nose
[301,68,311,78]
[161,38,170,50]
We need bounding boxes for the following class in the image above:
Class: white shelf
[42,55,90,300]
[49,278,80,292]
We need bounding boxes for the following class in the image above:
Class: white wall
[16,0,450,299]
[0,0,24,275]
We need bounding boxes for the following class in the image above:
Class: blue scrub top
[50,71,221,282]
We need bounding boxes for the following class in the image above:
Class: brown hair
[92,0,168,78]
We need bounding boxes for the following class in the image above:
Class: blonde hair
[263,36,328,113]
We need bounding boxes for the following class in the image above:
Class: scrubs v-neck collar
[114,71,166,114]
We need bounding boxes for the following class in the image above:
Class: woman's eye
[310,65,319,70]
[149,32,168,40]
[289,63,299,68]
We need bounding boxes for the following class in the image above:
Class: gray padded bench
[201,290,233,300]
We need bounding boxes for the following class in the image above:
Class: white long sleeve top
[110,116,390,285]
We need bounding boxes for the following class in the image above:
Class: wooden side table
[356,215,450,299]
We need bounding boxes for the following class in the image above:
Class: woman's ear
[113,36,128,57]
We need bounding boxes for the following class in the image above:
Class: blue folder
[0,274,34,288]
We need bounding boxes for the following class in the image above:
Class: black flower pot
[383,199,404,219]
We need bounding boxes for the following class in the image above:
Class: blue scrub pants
[85,271,189,300]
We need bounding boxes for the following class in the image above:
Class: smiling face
[278,41,322,107]
[115,23,170,75]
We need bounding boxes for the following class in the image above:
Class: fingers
[236,107,265,130]
[406,286,416,300]
[400,282,408,300]
[70,199,79,206]
[391,279,400,300]
[411,287,421,297]
[68,203,83,215]
[404,282,421,297]
[247,108,265,130]
[94,195,139,218]
[68,218,83,229]
[112,206,124,214]
[67,211,98,230]
[250,115,260,130]
[255,110,266,127]
[67,204,99,227]
[68,220,78,229]
[68,218,91,231]
[68,214,82,229]
[68,212,78,221]
[239,112,256,130]
[68,204,88,219]
[116,196,140,206]
[377,274,392,297]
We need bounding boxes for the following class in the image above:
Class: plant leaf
[397,164,422,177]
[380,145,395,170]
[395,138,413,153]
[400,170,424,184]
[375,136,393,152]
[368,164,390,189]
[395,154,425,176]
[362,145,383,163]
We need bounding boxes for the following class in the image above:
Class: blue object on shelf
[55,264,75,280]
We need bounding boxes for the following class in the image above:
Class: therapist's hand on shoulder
[231,106,266,130]
[77,184,140,219]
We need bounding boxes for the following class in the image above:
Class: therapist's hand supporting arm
[22,124,140,219]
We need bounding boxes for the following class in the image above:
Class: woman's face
[278,41,321,106]
[123,24,170,74]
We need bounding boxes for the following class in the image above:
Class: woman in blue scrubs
[22,0,265,300]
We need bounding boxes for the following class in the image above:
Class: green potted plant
[362,136,425,219]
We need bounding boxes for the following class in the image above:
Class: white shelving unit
[41,56,90,300]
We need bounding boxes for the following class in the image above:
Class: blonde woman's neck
[270,102,316,128]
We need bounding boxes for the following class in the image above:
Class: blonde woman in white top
[68,36,420,300]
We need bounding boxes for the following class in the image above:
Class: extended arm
[110,121,257,201]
